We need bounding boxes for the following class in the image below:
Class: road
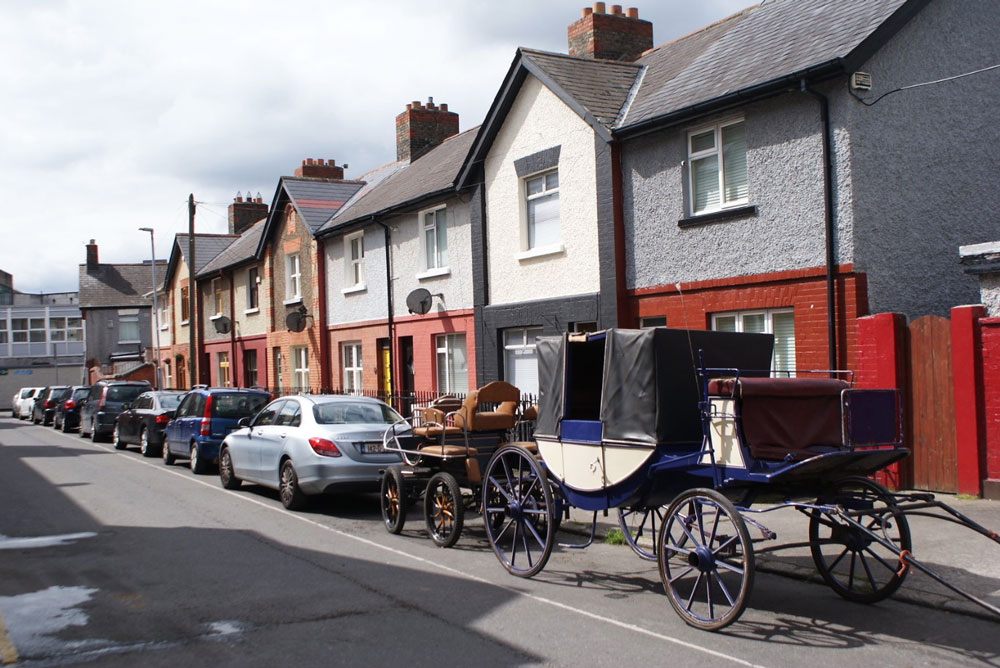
[0,416,997,667]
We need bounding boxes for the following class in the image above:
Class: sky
[0,0,754,294]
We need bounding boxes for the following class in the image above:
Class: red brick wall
[980,318,1000,484]
[395,310,476,394]
[328,321,389,392]
[629,265,867,371]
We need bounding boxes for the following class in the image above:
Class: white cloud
[0,0,753,293]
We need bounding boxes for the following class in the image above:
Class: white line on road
[28,424,769,668]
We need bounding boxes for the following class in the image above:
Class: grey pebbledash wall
[622,0,1000,321]
[847,0,1000,318]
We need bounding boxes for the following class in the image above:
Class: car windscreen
[159,394,183,410]
[106,385,148,403]
[313,402,403,425]
[211,393,270,419]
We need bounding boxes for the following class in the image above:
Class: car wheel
[162,441,176,466]
[139,428,158,458]
[190,444,209,474]
[113,425,127,450]
[219,448,242,490]
[79,420,89,438]
[61,417,71,433]
[91,423,101,442]
[279,460,308,510]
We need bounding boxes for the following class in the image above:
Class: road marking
[33,423,769,668]
[0,611,18,665]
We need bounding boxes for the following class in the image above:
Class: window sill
[516,243,565,262]
[180,320,190,326]
[678,204,758,228]
[244,308,260,315]
[118,340,141,345]
[210,314,224,321]
[341,284,367,295]
[417,267,451,281]
[283,297,303,306]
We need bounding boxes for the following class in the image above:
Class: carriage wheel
[658,488,754,631]
[424,472,464,548]
[809,476,911,604]
[482,444,555,578]
[618,505,665,561]
[381,466,407,534]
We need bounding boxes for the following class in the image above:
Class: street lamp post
[139,227,162,390]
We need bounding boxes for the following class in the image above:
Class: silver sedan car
[218,395,405,510]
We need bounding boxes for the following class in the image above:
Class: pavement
[561,491,1000,622]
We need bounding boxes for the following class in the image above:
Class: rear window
[106,385,148,403]
[211,393,270,419]
[72,388,90,400]
[52,388,72,401]
[159,394,183,410]
[313,401,402,425]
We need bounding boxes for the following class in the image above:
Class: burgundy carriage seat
[709,377,849,461]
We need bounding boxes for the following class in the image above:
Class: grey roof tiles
[78,261,167,309]
[174,234,239,276]
[282,179,365,234]
[197,219,266,277]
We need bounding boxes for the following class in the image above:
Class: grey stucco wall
[847,0,1000,318]
[325,226,388,326]
[84,307,153,363]
[623,90,852,290]
[977,274,1000,317]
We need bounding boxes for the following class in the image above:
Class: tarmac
[561,491,1000,622]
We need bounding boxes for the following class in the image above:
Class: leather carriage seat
[412,396,464,439]
[453,381,520,432]
[710,376,850,461]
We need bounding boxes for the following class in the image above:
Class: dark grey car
[79,381,151,442]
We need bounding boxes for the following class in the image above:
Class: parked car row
[13,382,408,512]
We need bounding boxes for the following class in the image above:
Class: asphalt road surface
[1,416,998,667]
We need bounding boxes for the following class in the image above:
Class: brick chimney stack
[568,4,652,62]
[86,239,99,269]
[395,97,460,163]
[228,192,269,236]
[294,158,345,180]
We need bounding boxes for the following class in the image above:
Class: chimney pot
[626,6,638,18]
[582,7,592,17]
[440,103,448,112]
[611,4,622,15]
[593,2,606,14]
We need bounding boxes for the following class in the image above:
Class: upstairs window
[344,232,365,289]
[0,318,7,344]
[247,266,259,311]
[212,278,223,316]
[29,318,45,343]
[118,309,140,343]
[180,286,190,323]
[11,318,26,343]
[286,253,302,302]
[420,207,448,273]
[688,119,747,215]
[525,170,560,250]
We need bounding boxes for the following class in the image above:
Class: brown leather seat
[419,444,479,458]
[453,381,520,432]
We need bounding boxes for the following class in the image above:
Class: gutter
[315,186,455,242]
[803,80,839,373]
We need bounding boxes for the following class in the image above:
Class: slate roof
[197,219,266,277]
[281,178,365,235]
[78,261,167,309]
[320,127,479,233]
[622,0,913,128]
[174,234,239,276]
[519,49,641,130]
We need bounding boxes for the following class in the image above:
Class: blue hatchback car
[163,387,271,473]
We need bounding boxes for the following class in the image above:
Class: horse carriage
[479,327,1000,630]
[380,381,538,548]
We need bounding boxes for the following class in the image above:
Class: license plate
[361,441,386,454]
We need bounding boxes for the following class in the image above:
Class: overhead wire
[850,62,1000,106]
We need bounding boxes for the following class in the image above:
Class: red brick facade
[629,265,867,371]
[567,5,653,62]
[395,310,476,394]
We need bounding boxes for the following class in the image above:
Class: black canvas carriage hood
[535,328,774,446]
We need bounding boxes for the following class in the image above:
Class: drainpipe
[227,271,236,387]
[804,81,838,372]
[316,238,332,390]
[373,217,395,398]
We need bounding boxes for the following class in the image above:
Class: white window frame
[163,359,172,389]
[342,342,363,394]
[159,302,170,331]
[292,346,309,391]
[519,169,562,259]
[118,309,140,344]
[503,326,543,396]
[246,266,259,313]
[687,118,748,216]
[285,253,302,304]
[418,206,450,278]
[435,333,467,394]
[711,308,795,374]
[343,232,365,293]
[211,278,223,317]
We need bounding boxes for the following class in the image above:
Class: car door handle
[279,433,287,439]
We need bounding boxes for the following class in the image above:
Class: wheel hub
[689,545,715,572]
[507,500,523,521]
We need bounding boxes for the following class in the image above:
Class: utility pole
[188,194,197,387]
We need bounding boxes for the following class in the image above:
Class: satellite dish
[285,310,306,333]
[406,288,433,315]
[213,316,232,335]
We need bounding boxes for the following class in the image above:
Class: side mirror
[238,417,251,428]
[164,410,176,419]
[122,403,130,411]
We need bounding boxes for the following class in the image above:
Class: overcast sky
[1,0,754,294]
